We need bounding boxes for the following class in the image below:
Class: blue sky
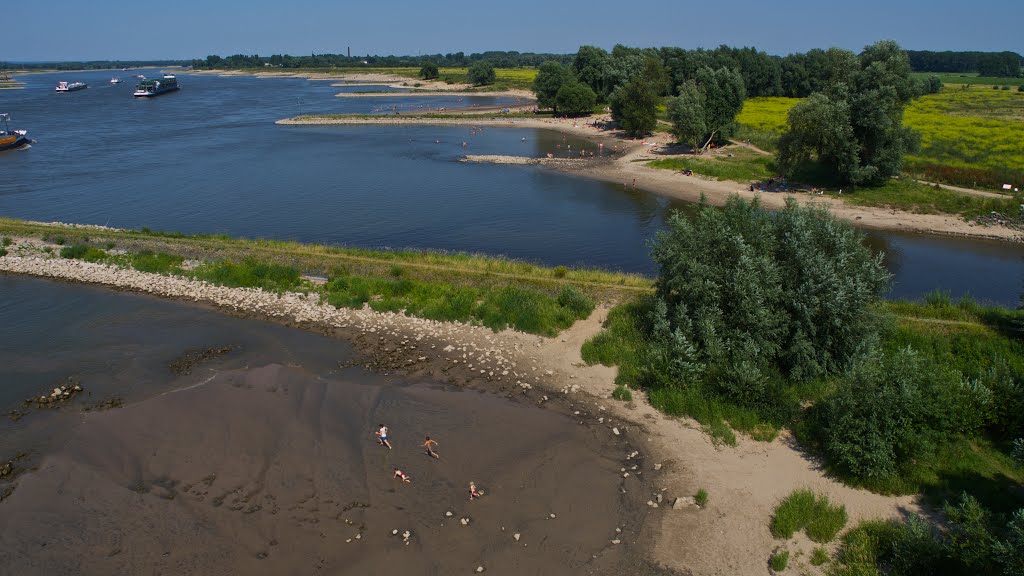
[9,0,1022,61]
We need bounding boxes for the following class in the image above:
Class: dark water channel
[1,70,1022,305]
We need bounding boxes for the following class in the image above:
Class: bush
[770,489,848,543]
[768,550,789,571]
[59,244,107,262]
[650,196,889,395]
[611,384,632,401]
[467,61,495,86]
[0,247,6,257]
[419,62,438,80]
[127,250,184,274]
[556,286,593,317]
[1,236,11,247]
[191,258,301,292]
[813,347,991,484]
[609,76,658,136]
[552,265,568,278]
[695,488,709,507]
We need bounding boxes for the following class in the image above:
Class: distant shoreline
[276,113,1023,244]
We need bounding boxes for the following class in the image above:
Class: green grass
[736,91,1024,190]
[611,384,632,401]
[811,547,830,566]
[191,258,302,293]
[647,148,774,183]
[769,550,790,572]
[829,520,897,576]
[1,236,11,247]
[59,244,107,262]
[771,489,848,543]
[123,250,185,274]
[695,488,709,507]
[839,177,1023,219]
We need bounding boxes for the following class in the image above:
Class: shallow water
[1,70,1022,305]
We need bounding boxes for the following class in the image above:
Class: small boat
[110,77,121,84]
[0,113,30,151]
[55,81,87,92]
[133,74,180,97]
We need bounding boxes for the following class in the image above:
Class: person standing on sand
[469,481,482,500]
[376,424,392,449]
[423,436,440,459]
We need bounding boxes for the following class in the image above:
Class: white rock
[513,533,521,541]
[612,427,620,436]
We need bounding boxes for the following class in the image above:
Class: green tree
[419,61,439,80]
[666,81,707,151]
[778,40,920,185]
[609,76,658,136]
[573,45,610,98]
[555,81,597,116]
[650,197,891,404]
[694,66,746,148]
[532,61,573,112]
[467,60,496,86]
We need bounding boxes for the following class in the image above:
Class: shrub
[1,236,11,246]
[611,384,632,401]
[770,489,848,543]
[192,258,301,292]
[650,196,890,394]
[127,250,184,274]
[813,347,991,484]
[552,265,568,278]
[556,286,593,317]
[769,550,789,571]
[1014,438,1024,466]
[59,244,107,262]
[419,62,438,80]
[467,61,495,86]
[555,81,597,117]
[695,488,709,507]
[0,247,6,257]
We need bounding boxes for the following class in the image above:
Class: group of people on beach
[376,424,482,500]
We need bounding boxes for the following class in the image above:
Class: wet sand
[0,276,655,576]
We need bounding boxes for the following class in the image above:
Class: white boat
[110,77,121,84]
[55,81,88,92]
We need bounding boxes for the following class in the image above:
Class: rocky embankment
[0,255,550,391]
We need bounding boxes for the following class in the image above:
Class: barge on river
[54,81,87,92]
[0,113,30,151]
[133,75,179,97]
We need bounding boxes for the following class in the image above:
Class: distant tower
[347,47,350,58]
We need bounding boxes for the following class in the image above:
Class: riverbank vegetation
[581,197,1024,569]
[0,219,644,337]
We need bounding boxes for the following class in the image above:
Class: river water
[1,69,1021,305]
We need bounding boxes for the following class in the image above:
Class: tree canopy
[555,81,597,117]
[467,60,496,86]
[419,61,439,80]
[609,75,658,136]
[778,40,920,185]
[532,61,574,112]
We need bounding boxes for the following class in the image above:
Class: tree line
[0,60,190,71]
[191,51,573,70]
[907,50,1023,77]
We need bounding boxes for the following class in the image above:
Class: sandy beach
[277,114,1022,244]
[0,250,924,575]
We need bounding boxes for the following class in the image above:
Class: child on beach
[376,424,392,450]
[423,436,440,459]
[394,468,411,483]
[469,481,483,500]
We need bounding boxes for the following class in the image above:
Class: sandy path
[279,114,1022,243]
[528,307,921,576]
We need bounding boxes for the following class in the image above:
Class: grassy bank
[647,148,774,183]
[0,219,661,337]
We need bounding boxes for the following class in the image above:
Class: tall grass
[771,489,848,543]
[191,258,302,292]
[648,151,774,182]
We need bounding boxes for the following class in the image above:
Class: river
[1,69,1021,305]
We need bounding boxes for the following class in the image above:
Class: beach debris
[392,529,399,535]
[476,567,485,573]
[654,463,662,470]
[513,533,521,541]
[460,517,470,526]
[445,511,454,517]
[0,462,12,477]
[672,496,696,509]
[646,500,659,508]
[549,513,556,519]
[612,427,620,436]
[26,377,83,408]
[611,539,621,545]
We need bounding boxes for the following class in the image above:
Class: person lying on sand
[423,436,440,459]
[469,481,483,500]
[376,424,392,450]
[394,468,411,483]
